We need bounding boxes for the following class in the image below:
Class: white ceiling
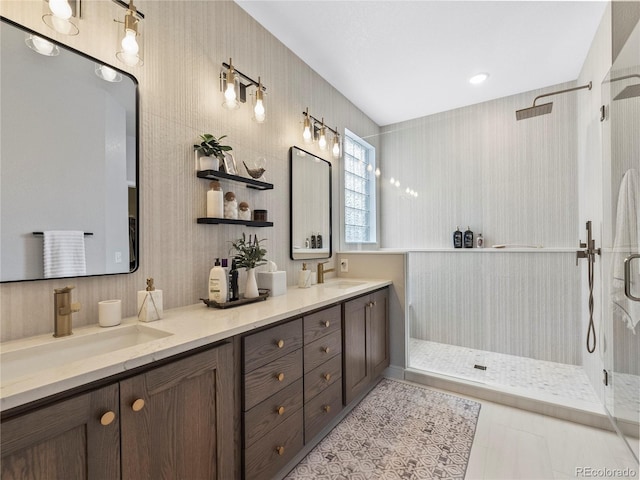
[235,0,608,126]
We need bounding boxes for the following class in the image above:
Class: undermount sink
[324,281,366,289]
[1,324,173,383]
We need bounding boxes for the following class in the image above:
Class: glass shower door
[601,18,640,462]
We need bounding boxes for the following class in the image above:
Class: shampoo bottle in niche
[453,226,463,248]
[464,226,474,248]
[317,233,323,249]
[208,258,228,303]
[206,180,223,218]
[310,233,317,249]
[298,263,312,288]
[476,233,484,248]
[137,277,163,322]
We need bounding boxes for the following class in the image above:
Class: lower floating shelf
[197,218,273,227]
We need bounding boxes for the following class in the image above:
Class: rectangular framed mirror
[0,17,139,282]
[290,146,332,260]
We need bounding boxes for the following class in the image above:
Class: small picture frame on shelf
[223,153,237,175]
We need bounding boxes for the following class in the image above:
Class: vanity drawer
[304,329,342,374]
[304,354,342,402]
[303,305,341,344]
[243,318,303,373]
[244,379,303,448]
[244,408,304,480]
[244,349,303,410]
[304,381,343,443]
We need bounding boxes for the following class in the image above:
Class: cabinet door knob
[100,411,116,426]
[277,406,285,415]
[276,372,285,382]
[277,339,285,349]
[323,373,331,381]
[323,405,331,413]
[323,346,330,354]
[324,320,330,328]
[132,398,145,412]
[276,446,285,456]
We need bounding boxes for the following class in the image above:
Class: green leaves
[229,233,267,270]
[193,133,233,159]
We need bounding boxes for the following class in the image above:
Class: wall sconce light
[25,34,60,56]
[42,0,80,36]
[301,108,341,158]
[220,59,267,122]
[113,0,144,67]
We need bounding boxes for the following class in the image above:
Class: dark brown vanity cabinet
[1,342,236,480]
[242,318,304,480]
[343,288,390,405]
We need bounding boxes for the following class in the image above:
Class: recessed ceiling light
[469,73,489,85]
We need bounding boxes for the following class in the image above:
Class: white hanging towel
[611,168,640,333]
[43,230,87,278]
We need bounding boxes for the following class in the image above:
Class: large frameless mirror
[290,146,332,260]
[0,17,139,282]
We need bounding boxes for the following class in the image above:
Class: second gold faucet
[317,261,335,284]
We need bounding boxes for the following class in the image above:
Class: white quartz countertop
[0,278,391,412]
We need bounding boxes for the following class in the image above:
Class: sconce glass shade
[302,114,313,144]
[42,0,79,36]
[253,79,266,122]
[95,63,122,82]
[318,124,327,150]
[332,134,340,158]
[223,67,240,110]
[115,2,143,67]
[25,34,59,56]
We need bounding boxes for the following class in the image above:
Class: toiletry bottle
[137,277,163,322]
[221,259,230,301]
[317,233,323,249]
[206,180,223,218]
[453,226,463,248]
[311,234,317,249]
[476,233,484,248]
[229,259,239,301]
[305,237,310,249]
[464,226,474,248]
[208,258,228,303]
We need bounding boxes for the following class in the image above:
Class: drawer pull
[277,406,285,415]
[323,405,331,413]
[324,320,331,328]
[276,446,285,456]
[323,346,330,354]
[277,339,285,349]
[132,398,145,412]
[100,411,116,426]
[324,373,331,381]
[276,372,285,382]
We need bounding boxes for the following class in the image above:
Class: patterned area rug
[285,378,481,480]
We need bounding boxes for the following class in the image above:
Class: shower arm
[530,82,592,106]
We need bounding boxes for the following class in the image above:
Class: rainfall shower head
[516,82,592,121]
[516,102,553,120]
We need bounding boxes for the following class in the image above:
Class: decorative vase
[199,155,218,171]
[245,268,259,298]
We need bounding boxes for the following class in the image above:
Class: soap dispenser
[209,258,228,303]
[137,277,163,322]
[298,263,312,288]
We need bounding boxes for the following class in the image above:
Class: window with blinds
[344,129,376,244]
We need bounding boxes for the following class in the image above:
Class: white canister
[224,191,238,219]
[98,299,122,327]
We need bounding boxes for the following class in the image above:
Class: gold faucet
[53,286,81,337]
[317,261,335,284]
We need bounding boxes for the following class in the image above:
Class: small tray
[200,289,270,309]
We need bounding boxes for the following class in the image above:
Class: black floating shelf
[197,170,273,190]
[197,218,273,227]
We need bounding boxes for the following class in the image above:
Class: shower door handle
[624,254,640,302]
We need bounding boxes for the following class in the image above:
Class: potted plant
[193,133,232,171]
[229,233,267,298]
